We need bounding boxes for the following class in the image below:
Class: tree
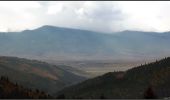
[144,86,157,99]
[57,94,65,99]
[100,93,106,99]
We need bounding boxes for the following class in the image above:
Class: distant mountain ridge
[0,25,170,61]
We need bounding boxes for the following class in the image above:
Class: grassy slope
[0,56,86,95]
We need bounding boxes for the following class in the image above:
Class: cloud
[46,2,64,15]
[76,1,122,21]
[0,1,42,32]
[0,1,170,33]
[116,1,170,32]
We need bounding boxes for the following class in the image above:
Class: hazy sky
[1,1,170,33]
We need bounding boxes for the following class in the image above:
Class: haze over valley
[0,25,170,77]
[0,1,170,99]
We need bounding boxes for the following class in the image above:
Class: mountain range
[0,25,170,98]
[0,25,170,61]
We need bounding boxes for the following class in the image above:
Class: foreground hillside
[0,56,86,95]
[0,76,52,99]
[56,57,170,99]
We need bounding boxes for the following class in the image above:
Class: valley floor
[46,59,155,77]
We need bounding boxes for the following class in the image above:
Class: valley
[56,57,170,99]
[0,1,170,99]
[0,24,169,99]
[46,60,148,77]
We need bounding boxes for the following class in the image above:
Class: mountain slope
[0,56,86,95]
[0,76,52,99]
[56,57,170,99]
[0,25,170,61]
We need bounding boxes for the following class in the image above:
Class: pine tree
[57,94,65,99]
[144,86,157,99]
[100,94,106,99]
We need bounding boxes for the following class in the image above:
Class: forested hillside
[56,57,170,99]
[0,76,52,99]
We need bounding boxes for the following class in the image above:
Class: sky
[0,1,170,33]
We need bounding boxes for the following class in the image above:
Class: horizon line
[0,25,168,34]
